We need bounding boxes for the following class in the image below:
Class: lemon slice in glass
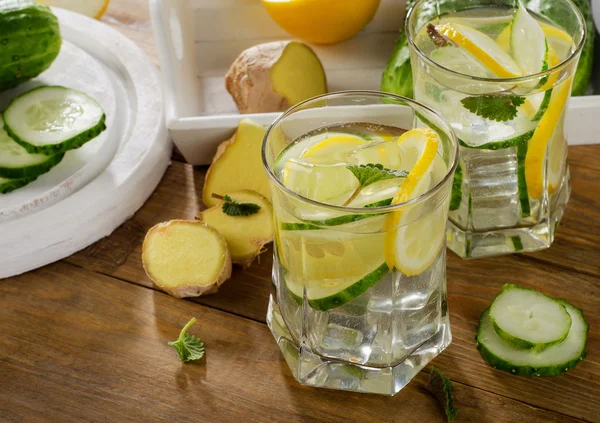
[436,22,522,78]
[383,128,447,276]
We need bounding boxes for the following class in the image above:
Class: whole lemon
[262,0,381,45]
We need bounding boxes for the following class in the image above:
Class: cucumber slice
[0,175,37,194]
[0,116,64,179]
[510,2,548,77]
[286,262,389,311]
[489,284,572,350]
[458,129,534,150]
[531,89,552,121]
[477,300,588,376]
[3,86,106,155]
[449,160,462,211]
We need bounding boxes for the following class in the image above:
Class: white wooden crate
[149,0,600,165]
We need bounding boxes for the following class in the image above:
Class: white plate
[0,8,172,279]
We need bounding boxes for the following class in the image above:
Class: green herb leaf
[347,164,408,188]
[343,164,408,206]
[460,95,526,122]
[168,318,205,363]
[426,367,458,422]
[221,194,261,217]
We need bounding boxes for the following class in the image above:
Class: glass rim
[261,90,459,214]
[405,0,587,84]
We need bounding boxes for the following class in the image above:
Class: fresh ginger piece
[142,220,232,298]
[198,190,274,268]
[203,118,270,207]
[225,41,327,113]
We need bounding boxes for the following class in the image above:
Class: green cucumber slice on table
[0,175,37,194]
[3,86,106,155]
[286,263,389,311]
[477,300,588,376]
[0,116,64,179]
[489,284,572,350]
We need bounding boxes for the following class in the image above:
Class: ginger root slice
[142,220,232,298]
[225,41,327,114]
[203,118,270,207]
[198,190,274,268]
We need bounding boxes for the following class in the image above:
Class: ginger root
[203,118,270,207]
[142,220,232,298]
[198,190,274,268]
[225,41,327,113]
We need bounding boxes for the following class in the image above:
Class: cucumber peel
[449,161,462,211]
[0,175,36,194]
[489,284,572,350]
[426,367,458,422]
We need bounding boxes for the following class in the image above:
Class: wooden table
[1,1,599,422]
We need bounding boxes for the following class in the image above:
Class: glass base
[447,170,570,259]
[267,296,452,396]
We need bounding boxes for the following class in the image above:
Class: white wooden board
[150,0,600,166]
[0,8,172,279]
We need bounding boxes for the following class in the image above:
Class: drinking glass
[262,91,458,395]
[407,0,585,258]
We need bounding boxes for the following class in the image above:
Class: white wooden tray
[0,8,172,279]
[150,0,599,165]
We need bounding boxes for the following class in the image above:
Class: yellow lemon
[262,0,381,45]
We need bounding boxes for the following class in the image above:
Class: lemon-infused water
[408,0,584,258]
[263,92,458,395]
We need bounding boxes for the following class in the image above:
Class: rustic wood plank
[0,262,587,423]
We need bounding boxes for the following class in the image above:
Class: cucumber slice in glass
[3,86,106,155]
[489,284,572,350]
[477,300,588,376]
[0,116,64,179]
[285,262,389,311]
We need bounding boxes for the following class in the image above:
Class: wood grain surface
[1,1,599,422]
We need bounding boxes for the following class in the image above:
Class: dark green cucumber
[477,300,588,376]
[489,284,572,350]
[516,137,531,217]
[510,236,523,251]
[0,115,64,178]
[3,86,107,155]
[286,263,389,311]
[0,1,61,92]
[449,161,462,211]
[0,174,36,193]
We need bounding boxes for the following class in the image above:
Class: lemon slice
[436,23,522,78]
[525,77,572,199]
[383,128,445,276]
[39,0,110,19]
[301,134,367,163]
[282,159,357,204]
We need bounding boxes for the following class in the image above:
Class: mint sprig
[168,318,205,363]
[213,193,261,216]
[426,367,458,422]
[460,95,526,122]
[343,164,408,206]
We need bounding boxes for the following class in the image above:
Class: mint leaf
[426,367,458,422]
[347,164,408,188]
[460,95,525,122]
[343,164,408,206]
[168,318,205,363]
[221,194,261,217]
